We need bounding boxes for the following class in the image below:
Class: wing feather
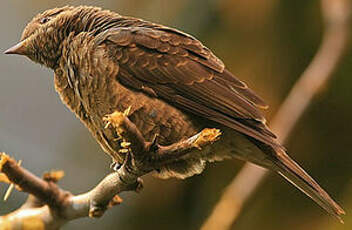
[95,25,276,147]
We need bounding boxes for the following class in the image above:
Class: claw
[110,162,122,171]
[104,121,111,129]
[89,207,105,218]
[134,178,144,193]
[123,106,131,116]
[150,134,159,152]
[119,148,129,154]
[120,141,131,148]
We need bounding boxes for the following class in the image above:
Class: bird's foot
[149,134,159,152]
[110,161,122,171]
[103,106,131,134]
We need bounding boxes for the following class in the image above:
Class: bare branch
[0,111,221,229]
[0,153,70,211]
[201,0,351,229]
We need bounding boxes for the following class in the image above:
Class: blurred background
[0,0,351,230]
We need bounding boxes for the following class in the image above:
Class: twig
[3,160,21,201]
[201,0,351,229]
[0,110,221,229]
[0,154,70,211]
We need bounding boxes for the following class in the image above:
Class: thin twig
[201,0,351,229]
[0,153,70,211]
[3,160,21,201]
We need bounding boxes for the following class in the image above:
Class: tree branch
[201,0,351,229]
[0,110,221,229]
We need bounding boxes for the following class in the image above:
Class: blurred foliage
[0,1,351,230]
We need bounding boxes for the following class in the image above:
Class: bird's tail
[273,148,345,222]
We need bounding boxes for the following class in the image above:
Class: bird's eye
[40,17,50,24]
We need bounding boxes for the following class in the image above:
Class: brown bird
[5,6,344,220]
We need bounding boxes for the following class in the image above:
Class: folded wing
[95,25,278,148]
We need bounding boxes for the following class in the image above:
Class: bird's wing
[95,25,279,148]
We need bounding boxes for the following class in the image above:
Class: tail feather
[274,148,345,222]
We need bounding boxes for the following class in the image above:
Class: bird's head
[4,6,113,69]
[4,6,76,69]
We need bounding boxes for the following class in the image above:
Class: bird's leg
[103,110,221,172]
[104,108,146,154]
[146,128,222,168]
[110,140,132,171]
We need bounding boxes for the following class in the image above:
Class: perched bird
[5,6,344,220]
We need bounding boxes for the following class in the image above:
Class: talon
[123,106,132,116]
[103,114,113,128]
[110,162,122,171]
[150,134,159,152]
[120,141,131,148]
[104,121,111,129]
[89,206,105,218]
[119,148,129,154]
[135,178,144,193]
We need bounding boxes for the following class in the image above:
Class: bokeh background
[1,1,351,230]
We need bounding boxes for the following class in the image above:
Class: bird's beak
[4,40,28,55]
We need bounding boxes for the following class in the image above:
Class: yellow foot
[193,128,222,150]
[103,106,132,132]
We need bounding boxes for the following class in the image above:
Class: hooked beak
[4,40,28,55]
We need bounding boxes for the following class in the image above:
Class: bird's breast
[54,66,200,162]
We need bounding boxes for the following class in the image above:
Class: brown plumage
[5,6,345,220]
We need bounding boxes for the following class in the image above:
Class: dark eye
[40,17,50,24]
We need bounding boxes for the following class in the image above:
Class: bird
[4,5,344,221]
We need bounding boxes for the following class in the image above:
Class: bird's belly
[55,73,200,161]
[114,86,201,145]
